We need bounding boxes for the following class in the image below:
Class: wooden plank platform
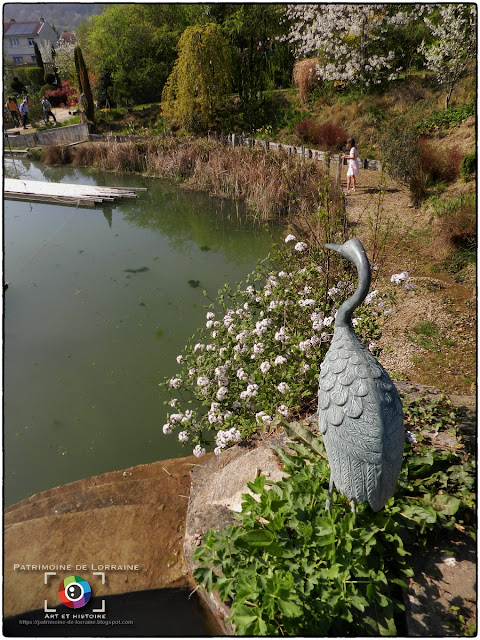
[4,178,146,208]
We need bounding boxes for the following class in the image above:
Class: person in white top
[342,138,359,194]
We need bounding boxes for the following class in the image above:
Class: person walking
[6,97,20,126]
[342,138,360,194]
[41,97,57,124]
[19,98,29,129]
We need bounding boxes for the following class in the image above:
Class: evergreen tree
[74,45,94,121]
[33,42,44,71]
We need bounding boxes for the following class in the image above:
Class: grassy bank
[43,137,342,221]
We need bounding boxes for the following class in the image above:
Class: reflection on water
[4,159,280,506]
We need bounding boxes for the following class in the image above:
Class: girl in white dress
[342,138,359,193]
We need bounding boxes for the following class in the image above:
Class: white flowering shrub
[284,5,431,88]
[418,4,476,110]
[161,236,391,457]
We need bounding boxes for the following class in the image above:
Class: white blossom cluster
[214,427,242,455]
[161,238,391,458]
[391,271,414,291]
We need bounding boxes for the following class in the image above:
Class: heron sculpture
[319,238,404,512]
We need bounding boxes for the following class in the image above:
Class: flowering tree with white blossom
[418,4,477,110]
[285,4,428,88]
[160,234,392,458]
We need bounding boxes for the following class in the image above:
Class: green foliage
[381,116,425,206]
[416,103,475,133]
[22,90,44,125]
[431,192,476,264]
[221,4,294,128]
[193,395,475,635]
[408,321,441,351]
[431,192,476,218]
[74,46,94,121]
[95,70,115,109]
[33,42,44,70]
[444,247,476,276]
[162,23,232,133]
[10,75,26,95]
[18,67,45,89]
[79,4,202,105]
[460,152,476,182]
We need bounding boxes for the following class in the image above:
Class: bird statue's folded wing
[318,326,404,511]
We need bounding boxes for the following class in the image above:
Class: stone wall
[5,123,90,148]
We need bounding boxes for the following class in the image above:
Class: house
[3,18,58,65]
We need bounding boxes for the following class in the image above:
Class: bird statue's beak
[325,243,343,253]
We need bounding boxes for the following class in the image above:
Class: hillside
[3,3,103,32]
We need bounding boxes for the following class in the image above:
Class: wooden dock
[4,179,146,208]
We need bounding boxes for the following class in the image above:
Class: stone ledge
[3,456,199,618]
[184,433,290,634]
[5,122,90,147]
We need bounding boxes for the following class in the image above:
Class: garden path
[332,165,476,396]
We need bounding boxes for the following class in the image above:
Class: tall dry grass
[293,58,322,103]
[43,138,341,221]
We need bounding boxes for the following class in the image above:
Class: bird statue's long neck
[326,239,371,328]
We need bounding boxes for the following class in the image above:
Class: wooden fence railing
[207,131,382,185]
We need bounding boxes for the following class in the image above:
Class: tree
[381,116,426,206]
[33,42,44,71]
[418,4,476,110]
[285,4,428,88]
[78,4,204,105]
[220,4,294,127]
[74,46,94,121]
[50,38,77,85]
[162,23,232,132]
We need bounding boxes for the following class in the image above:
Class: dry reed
[43,137,341,221]
[42,145,73,165]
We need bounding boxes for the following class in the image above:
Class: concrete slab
[4,455,204,619]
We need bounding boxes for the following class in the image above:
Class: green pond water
[4,158,280,506]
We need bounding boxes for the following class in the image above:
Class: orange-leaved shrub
[294,118,347,151]
[419,139,463,184]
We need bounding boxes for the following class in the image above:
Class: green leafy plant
[460,152,476,182]
[415,103,475,133]
[193,395,475,636]
[74,45,95,121]
[381,116,426,206]
[161,23,232,133]
[194,440,410,636]
[17,66,44,89]
[408,320,441,351]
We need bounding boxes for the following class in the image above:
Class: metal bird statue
[318,238,404,512]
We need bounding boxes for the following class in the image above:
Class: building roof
[59,31,76,43]
[4,20,46,37]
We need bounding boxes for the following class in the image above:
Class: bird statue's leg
[350,499,357,520]
[325,475,334,510]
